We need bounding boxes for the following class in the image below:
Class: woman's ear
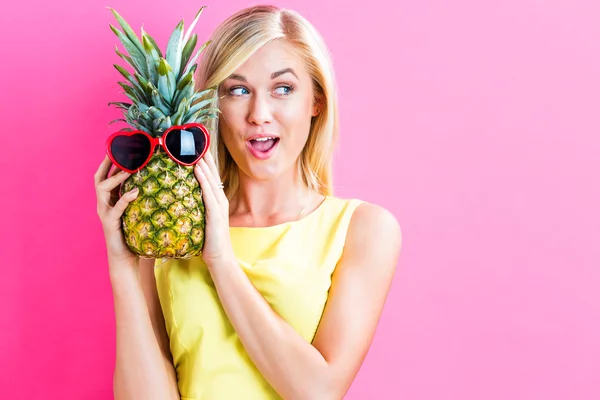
[312,98,323,117]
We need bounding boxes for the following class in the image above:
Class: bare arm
[111,258,179,400]
[206,203,402,399]
[95,156,179,400]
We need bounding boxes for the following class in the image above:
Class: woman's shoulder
[328,195,399,223]
[330,195,402,248]
[331,197,402,277]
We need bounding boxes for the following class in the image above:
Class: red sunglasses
[106,123,211,173]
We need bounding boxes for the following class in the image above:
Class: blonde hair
[195,4,339,197]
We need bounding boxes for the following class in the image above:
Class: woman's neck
[228,169,315,227]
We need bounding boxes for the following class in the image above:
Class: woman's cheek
[279,99,312,123]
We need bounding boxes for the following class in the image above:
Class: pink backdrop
[1,0,599,398]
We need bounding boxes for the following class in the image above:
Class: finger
[94,155,113,186]
[194,163,220,215]
[198,160,228,215]
[108,167,125,203]
[198,159,224,201]
[97,170,131,197]
[200,155,228,204]
[111,188,139,218]
[108,164,123,178]
[108,165,126,200]
[204,151,221,182]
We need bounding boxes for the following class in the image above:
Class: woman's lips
[246,137,280,160]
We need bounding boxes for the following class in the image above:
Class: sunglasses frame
[106,122,211,173]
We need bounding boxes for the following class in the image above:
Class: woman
[95,5,402,400]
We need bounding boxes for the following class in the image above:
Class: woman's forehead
[229,41,308,81]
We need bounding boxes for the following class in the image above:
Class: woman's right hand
[95,155,140,272]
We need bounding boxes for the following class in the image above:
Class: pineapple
[107,7,218,259]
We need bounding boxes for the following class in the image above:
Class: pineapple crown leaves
[106,6,218,135]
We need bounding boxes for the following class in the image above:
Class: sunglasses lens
[165,126,207,164]
[110,134,152,171]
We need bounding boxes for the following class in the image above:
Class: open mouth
[249,137,279,152]
[246,137,280,160]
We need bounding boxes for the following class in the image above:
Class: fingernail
[131,188,139,195]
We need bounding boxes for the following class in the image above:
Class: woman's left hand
[194,151,235,267]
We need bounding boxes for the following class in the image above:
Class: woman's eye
[230,87,249,96]
[274,85,293,95]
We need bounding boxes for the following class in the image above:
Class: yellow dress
[154,196,363,400]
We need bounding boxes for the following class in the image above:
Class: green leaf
[118,81,146,103]
[107,8,144,55]
[142,34,159,86]
[108,118,127,125]
[137,103,149,113]
[185,112,217,123]
[147,106,166,120]
[157,58,176,104]
[182,113,196,124]
[134,73,153,100]
[153,116,165,131]
[180,34,197,78]
[118,82,140,102]
[127,104,141,120]
[138,111,154,127]
[108,101,131,110]
[181,40,209,77]
[109,24,148,77]
[173,114,182,126]
[124,110,136,126]
[176,64,196,90]
[115,65,148,102]
[194,107,221,116]
[119,127,134,132]
[151,88,172,115]
[185,96,219,121]
[172,97,191,125]
[185,110,220,124]
[134,72,149,88]
[141,25,163,58]
[166,20,184,79]
[138,124,152,135]
[114,64,131,80]
[124,106,151,134]
[183,6,206,45]
[115,46,141,75]
[187,97,216,116]
[189,87,216,105]
[159,116,172,131]
[174,81,194,106]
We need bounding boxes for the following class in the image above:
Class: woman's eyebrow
[226,68,298,82]
[228,73,247,82]
[271,68,297,79]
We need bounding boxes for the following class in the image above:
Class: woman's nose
[247,92,273,126]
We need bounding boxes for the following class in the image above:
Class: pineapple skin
[120,150,205,259]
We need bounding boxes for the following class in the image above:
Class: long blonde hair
[195,5,339,197]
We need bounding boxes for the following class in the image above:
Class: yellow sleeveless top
[154,196,362,400]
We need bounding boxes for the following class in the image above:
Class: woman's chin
[247,165,281,182]
[234,149,298,183]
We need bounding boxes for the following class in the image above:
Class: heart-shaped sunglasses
[106,123,211,173]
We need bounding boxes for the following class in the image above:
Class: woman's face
[218,40,319,182]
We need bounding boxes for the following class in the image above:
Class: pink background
[1,0,599,398]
